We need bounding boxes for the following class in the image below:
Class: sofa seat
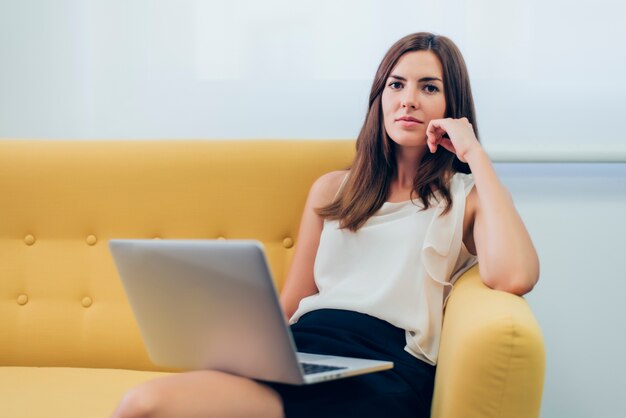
[0,367,170,417]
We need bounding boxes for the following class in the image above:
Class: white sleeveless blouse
[289,172,478,365]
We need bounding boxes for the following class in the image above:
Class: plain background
[1,1,625,417]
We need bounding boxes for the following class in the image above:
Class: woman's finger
[426,121,446,153]
[426,133,440,153]
[426,119,443,137]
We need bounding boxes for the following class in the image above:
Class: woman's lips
[396,120,423,127]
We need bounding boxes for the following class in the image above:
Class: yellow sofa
[0,139,545,418]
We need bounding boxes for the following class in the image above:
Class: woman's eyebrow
[388,74,442,82]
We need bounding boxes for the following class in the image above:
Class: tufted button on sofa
[0,140,545,418]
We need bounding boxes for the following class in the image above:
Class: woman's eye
[424,84,439,93]
[388,81,403,89]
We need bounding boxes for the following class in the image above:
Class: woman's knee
[111,384,160,418]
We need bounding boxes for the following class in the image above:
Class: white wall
[499,163,626,418]
[1,1,625,417]
[1,0,625,160]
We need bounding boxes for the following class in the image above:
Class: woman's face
[381,50,446,149]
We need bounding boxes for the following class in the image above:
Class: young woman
[112,32,539,418]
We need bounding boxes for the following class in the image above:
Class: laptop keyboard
[300,362,348,375]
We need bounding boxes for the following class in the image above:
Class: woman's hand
[426,117,482,163]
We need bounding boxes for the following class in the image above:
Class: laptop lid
[109,239,306,384]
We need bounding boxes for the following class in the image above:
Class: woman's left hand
[426,117,482,163]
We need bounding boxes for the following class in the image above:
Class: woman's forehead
[389,51,443,80]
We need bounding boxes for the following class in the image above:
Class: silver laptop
[109,239,393,385]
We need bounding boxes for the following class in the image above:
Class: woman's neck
[392,145,425,190]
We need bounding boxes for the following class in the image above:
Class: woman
[112,32,539,418]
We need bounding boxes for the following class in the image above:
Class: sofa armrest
[431,265,545,418]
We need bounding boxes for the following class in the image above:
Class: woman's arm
[465,148,539,295]
[279,170,348,319]
[427,118,540,295]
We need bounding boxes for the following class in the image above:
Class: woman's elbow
[481,262,540,296]
[502,275,538,296]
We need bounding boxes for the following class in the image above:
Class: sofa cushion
[0,366,170,417]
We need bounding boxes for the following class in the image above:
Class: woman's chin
[388,134,427,149]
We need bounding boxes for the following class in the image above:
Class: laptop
[109,239,393,385]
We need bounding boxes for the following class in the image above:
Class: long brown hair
[317,32,479,231]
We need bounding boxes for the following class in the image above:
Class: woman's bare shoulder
[309,169,350,207]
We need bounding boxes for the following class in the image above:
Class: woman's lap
[263,309,436,418]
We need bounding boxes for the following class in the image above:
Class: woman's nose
[401,89,419,109]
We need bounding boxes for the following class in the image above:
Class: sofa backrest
[0,140,354,371]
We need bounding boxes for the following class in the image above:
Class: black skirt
[263,309,436,418]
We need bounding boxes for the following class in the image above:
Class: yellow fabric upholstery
[0,139,544,417]
[0,367,169,417]
[432,265,545,418]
